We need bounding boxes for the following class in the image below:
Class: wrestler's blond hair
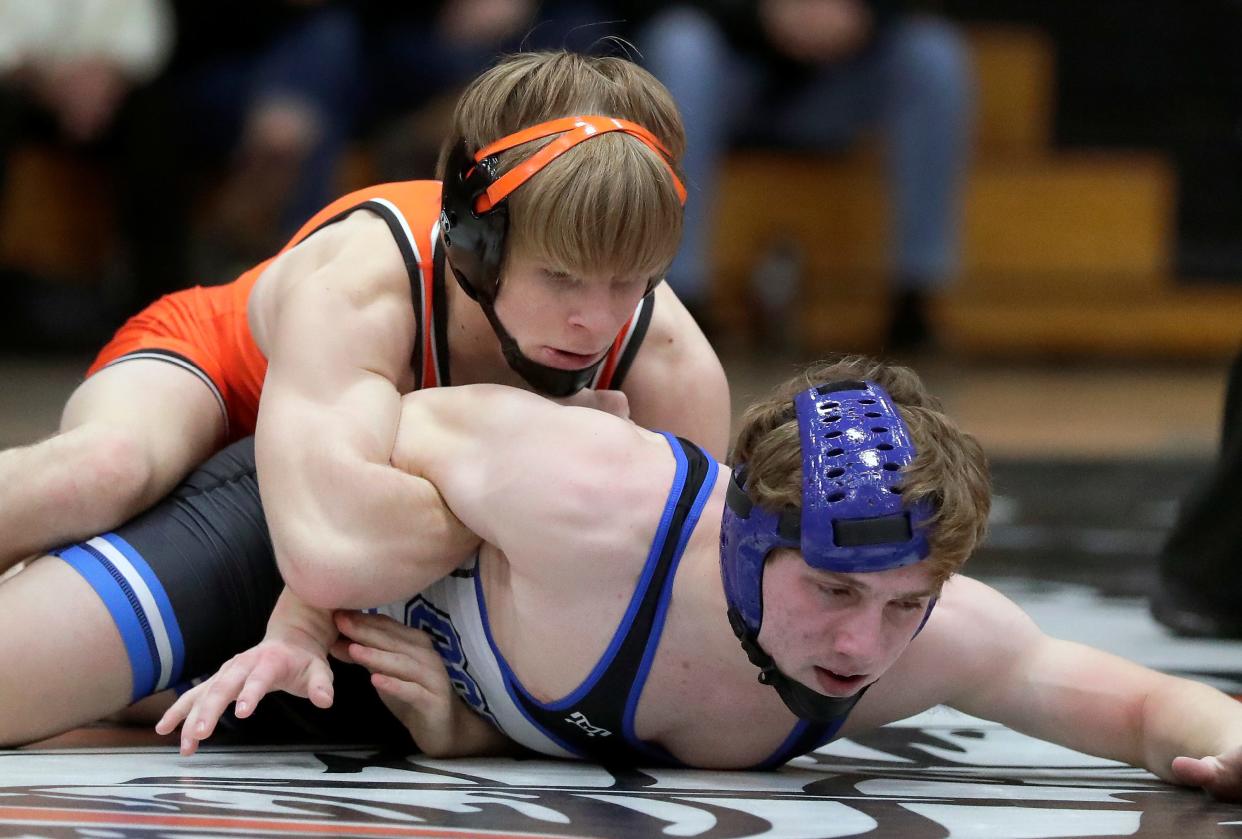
[438,50,685,283]
[731,356,991,587]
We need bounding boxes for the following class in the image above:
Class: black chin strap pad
[727,607,865,724]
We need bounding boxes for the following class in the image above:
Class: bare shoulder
[619,284,731,458]
[250,210,414,366]
[842,576,1042,732]
[905,576,1043,677]
[252,211,409,319]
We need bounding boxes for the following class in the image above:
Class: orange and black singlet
[88,181,655,441]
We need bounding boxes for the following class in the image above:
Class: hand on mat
[332,610,510,758]
[155,633,334,756]
[1171,744,1242,801]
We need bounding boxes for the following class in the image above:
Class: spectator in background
[633,0,973,351]
[164,0,362,279]
[353,1,617,183]
[0,0,178,348]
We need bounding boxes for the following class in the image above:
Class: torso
[246,180,656,413]
[88,179,705,447]
[376,436,854,769]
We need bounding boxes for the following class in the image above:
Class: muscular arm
[387,384,674,597]
[252,212,479,608]
[621,283,731,459]
[937,578,1242,791]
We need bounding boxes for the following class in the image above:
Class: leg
[878,17,974,349]
[0,359,225,569]
[638,7,757,309]
[1,437,281,746]
[758,17,974,349]
[0,555,132,745]
[879,17,974,293]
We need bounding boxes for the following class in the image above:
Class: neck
[442,270,524,388]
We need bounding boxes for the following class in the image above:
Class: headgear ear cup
[439,140,507,304]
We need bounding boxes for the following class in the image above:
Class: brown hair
[437,51,686,282]
[731,356,991,586]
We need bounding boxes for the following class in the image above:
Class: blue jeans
[639,8,974,303]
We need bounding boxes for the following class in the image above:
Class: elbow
[281,564,351,611]
[272,528,362,609]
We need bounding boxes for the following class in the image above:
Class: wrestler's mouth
[539,346,606,370]
[814,666,868,695]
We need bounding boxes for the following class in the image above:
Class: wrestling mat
[4,458,1240,838]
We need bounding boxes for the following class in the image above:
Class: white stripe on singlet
[86,535,176,692]
[98,351,229,437]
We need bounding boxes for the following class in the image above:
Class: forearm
[282,448,477,607]
[265,587,337,652]
[258,395,478,608]
[1141,676,1242,782]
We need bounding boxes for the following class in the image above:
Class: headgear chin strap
[719,379,937,722]
[728,609,866,724]
[440,116,686,397]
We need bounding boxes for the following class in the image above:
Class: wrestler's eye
[543,269,584,291]
[892,599,924,612]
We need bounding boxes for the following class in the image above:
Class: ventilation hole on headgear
[827,492,846,503]
[825,430,842,438]
[827,448,845,457]
[860,399,876,404]
[889,486,903,495]
[827,467,845,478]
[872,426,889,433]
[447,210,459,226]
[825,415,841,423]
[824,401,839,409]
[883,462,901,471]
[865,411,882,418]
[877,443,894,451]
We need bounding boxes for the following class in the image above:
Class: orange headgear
[439,115,686,396]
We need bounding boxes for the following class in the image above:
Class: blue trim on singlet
[54,533,185,702]
[757,720,829,770]
[474,432,694,760]
[101,532,187,684]
[57,542,154,701]
[621,445,720,763]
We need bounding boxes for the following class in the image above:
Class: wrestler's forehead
[779,551,937,596]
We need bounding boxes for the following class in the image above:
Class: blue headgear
[719,379,936,722]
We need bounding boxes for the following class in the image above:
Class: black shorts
[54,437,411,746]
